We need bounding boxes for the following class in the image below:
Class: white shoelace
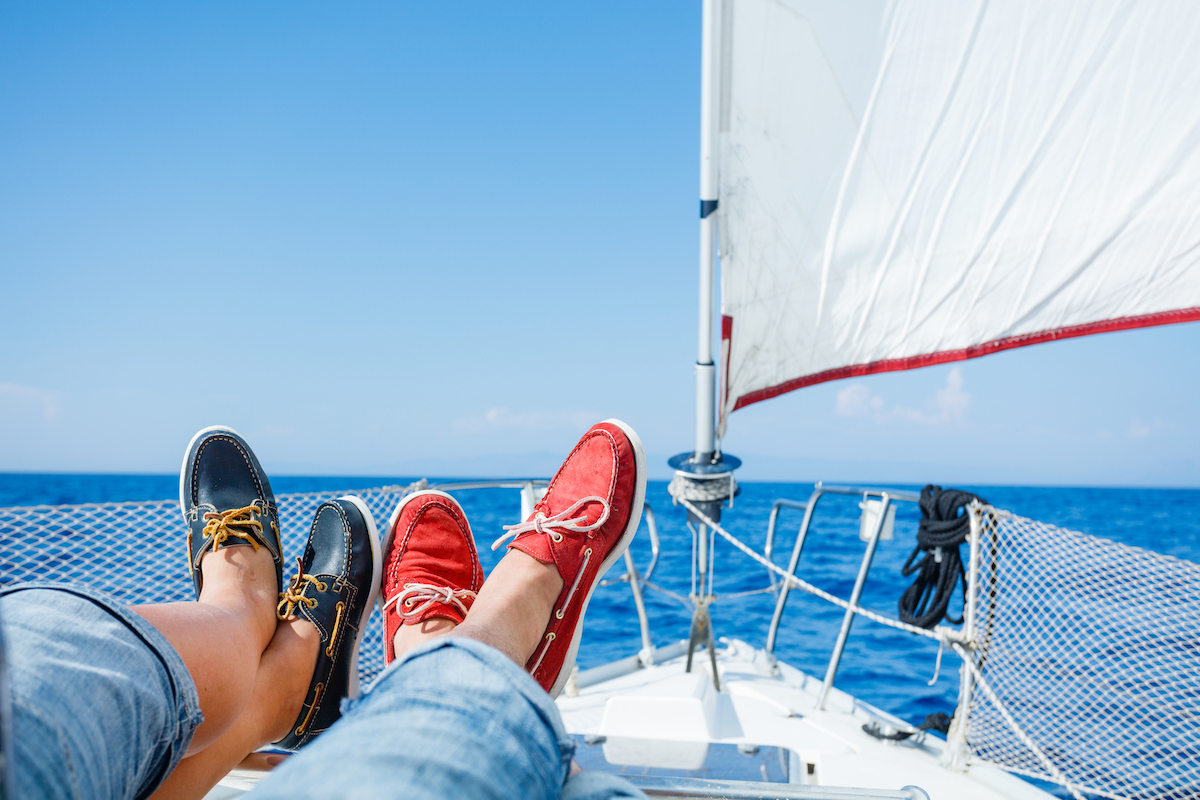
[383,583,477,618]
[490,495,610,551]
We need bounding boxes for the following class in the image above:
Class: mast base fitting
[667,452,740,525]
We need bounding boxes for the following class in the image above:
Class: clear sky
[2,2,1198,486]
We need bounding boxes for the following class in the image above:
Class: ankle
[498,550,564,607]
[448,551,565,666]
[392,617,457,659]
[262,618,322,744]
[198,546,279,642]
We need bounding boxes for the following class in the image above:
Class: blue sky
[2,2,1198,486]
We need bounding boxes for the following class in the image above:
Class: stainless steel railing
[761,483,922,709]
[430,479,941,712]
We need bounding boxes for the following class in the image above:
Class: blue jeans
[3,584,643,799]
[250,637,645,800]
[1,584,203,800]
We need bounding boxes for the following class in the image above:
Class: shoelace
[202,504,264,553]
[277,556,328,620]
[384,583,478,618]
[490,496,610,551]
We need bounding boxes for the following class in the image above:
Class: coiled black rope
[897,485,986,629]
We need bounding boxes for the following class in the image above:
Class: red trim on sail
[730,306,1200,413]
[720,315,733,420]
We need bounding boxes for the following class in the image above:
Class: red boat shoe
[491,419,646,698]
[379,490,484,664]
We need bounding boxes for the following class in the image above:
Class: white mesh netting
[965,507,1200,800]
[0,485,422,686]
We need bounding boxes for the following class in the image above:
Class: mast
[694,0,720,462]
[670,0,740,683]
[670,0,739,582]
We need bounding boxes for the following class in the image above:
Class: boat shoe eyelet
[550,532,564,543]
[555,609,564,619]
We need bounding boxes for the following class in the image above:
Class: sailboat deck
[556,639,1052,799]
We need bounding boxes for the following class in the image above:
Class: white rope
[490,495,609,551]
[676,497,956,643]
[668,472,738,503]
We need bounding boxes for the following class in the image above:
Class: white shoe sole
[546,418,647,699]
[178,424,239,512]
[337,494,382,699]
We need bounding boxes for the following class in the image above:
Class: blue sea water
[3,473,1199,734]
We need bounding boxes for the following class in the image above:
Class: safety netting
[963,507,1200,800]
[0,484,423,686]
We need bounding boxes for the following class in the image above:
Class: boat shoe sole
[179,425,283,599]
[274,495,381,749]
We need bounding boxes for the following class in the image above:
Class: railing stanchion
[765,488,824,655]
[817,493,892,709]
[624,548,655,666]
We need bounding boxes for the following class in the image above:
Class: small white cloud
[891,367,969,426]
[0,382,61,423]
[455,407,599,433]
[839,368,970,427]
[836,384,881,417]
[1127,418,1155,439]
[933,367,969,420]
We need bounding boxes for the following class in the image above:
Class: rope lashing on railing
[675,497,959,644]
[897,485,986,629]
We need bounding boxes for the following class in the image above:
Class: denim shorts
[248,637,645,800]
[1,583,203,800]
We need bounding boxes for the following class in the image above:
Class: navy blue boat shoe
[179,426,284,598]
[274,495,382,750]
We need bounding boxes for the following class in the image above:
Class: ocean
[3,473,1199,733]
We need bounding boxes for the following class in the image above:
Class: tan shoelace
[277,557,328,620]
[201,504,265,553]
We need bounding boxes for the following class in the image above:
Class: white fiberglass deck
[556,640,1051,800]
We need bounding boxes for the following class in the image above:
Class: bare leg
[148,617,320,800]
[154,613,462,800]
[134,545,279,754]
[393,616,458,657]
[447,550,563,665]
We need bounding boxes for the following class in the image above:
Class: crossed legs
[125,420,639,800]
[132,540,319,799]
[144,548,566,799]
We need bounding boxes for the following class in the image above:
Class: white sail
[717,0,1200,434]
